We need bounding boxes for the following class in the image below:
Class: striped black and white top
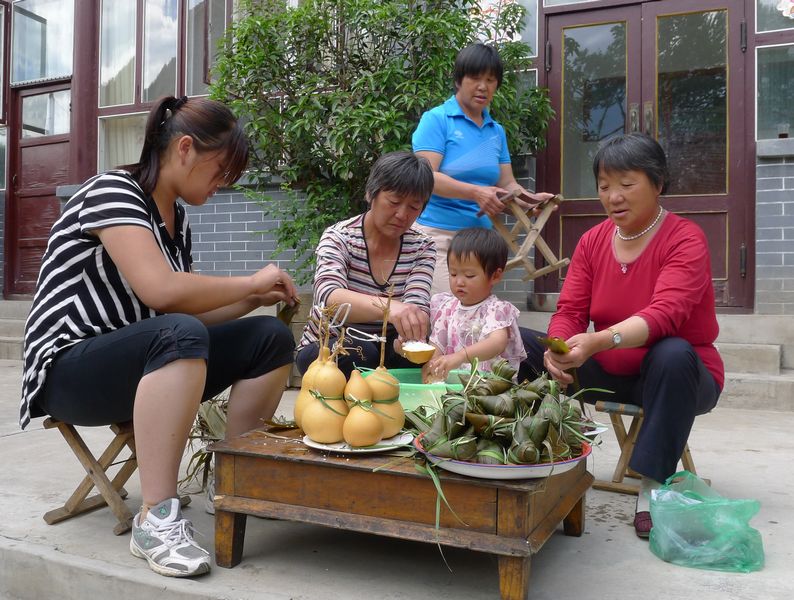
[297,213,436,350]
[19,171,192,429]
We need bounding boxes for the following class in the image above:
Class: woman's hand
[514,190,556,215]
[387,300,429,343]
[250,264,299,306]
[473,186,510,218]
[543,333,600,384]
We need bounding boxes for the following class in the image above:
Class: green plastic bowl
[362,368,463,411]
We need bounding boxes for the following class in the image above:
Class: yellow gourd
[294,346,331,428]
[344,369,373,408]
[367,366,404,439]
[342,403,384,447]
[301,397,348,444]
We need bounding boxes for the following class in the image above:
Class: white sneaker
[130,498,211,577]
[205,479,215,515]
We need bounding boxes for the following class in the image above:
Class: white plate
[414,436,591,480]
[583,425,608,438]
[303,432,414,454]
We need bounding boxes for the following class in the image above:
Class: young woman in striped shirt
[21,96,298,577]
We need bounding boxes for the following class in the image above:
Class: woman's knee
[643,337,697,373]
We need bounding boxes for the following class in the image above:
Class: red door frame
[536,0,754,310]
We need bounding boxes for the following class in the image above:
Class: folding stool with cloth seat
[490,191,569,281]
[591,400,700,495]
[43,418,190,535]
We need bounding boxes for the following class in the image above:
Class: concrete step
[0,337,23,360]
[715,342,781,375]
[0,318,26,337]
[719,369,794,411]
[0,300,32,320]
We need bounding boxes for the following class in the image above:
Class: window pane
[0,6,5,109]
[757,0,794,33]
[21,90,70,138]
[757,45,794,140]
[516,0,538,56]
[100,0,136,107]
[657,10,727,195]
[561,22,627,199]
[11,0,74,84]
[143,0,178,102]
[0,127,7,190]
[186,0,226,96]
[99,114,147,172]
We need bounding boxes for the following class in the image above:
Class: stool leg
[612,416,641,484]
[44,423,135,534]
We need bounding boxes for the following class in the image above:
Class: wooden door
[541,0,752,308]
[5,83,72,296]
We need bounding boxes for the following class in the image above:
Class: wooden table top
[209,428,575,493]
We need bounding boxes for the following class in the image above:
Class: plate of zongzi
[414,433,591,480]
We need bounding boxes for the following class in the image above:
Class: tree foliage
[212,0,553,282]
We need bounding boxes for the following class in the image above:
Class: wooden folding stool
[43,418,140,534]
[591,401,700,495]
[490,191,570,281]
[43,418,193,535]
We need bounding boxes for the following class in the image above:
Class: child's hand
[425,352,465,383]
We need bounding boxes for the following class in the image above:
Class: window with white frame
[757,0,794,34]
[97,0,232,171]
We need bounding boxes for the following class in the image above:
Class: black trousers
[566,337,720,482]
[36,314,295,426]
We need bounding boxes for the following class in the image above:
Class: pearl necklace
[616,207,664,241]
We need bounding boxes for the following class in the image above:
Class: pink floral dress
[429,292,527,375]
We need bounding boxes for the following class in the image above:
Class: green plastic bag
[649,470,764,573]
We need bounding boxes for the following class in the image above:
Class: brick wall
[185,165,544,310]
[755,139,794,315]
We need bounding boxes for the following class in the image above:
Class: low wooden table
[210,429,593,600]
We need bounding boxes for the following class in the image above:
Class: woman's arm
[96,225,297,317]
[497,164,556,209]
[415,150,508,218]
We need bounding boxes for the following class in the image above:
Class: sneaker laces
[151,517,204,549]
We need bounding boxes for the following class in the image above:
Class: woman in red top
[543,133,723,538]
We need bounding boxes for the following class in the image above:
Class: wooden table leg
[563,494,585,537]
[215,509,247,568]
[498,556,531,600]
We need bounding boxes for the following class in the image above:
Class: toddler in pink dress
[418,228,526,383]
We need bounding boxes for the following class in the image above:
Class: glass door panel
[656,10,728,195]
[561,21,627,199]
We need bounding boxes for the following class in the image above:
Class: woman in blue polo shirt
[412,43,554,294]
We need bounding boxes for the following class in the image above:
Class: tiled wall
[755,139,794,315]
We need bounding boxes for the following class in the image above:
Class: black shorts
[35,314,294,426]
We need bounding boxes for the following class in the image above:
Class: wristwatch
[607,327,622,348]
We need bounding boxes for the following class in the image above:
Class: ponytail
[120,96,249,196]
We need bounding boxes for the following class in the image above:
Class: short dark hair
[122,96,249,196]
[448,227,509,277]
[592,133,669,194]
[365,151,434,207]
[454,43,504,89]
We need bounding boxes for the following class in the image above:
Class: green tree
[212,0,553,282]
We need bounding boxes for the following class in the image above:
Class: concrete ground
[0,357,792,600]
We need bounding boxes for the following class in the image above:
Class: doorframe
[534,0,755,311]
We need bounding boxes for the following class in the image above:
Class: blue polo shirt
[412,95,511,231]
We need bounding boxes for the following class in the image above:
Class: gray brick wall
[755,139,794,315]
[186,168,545,310]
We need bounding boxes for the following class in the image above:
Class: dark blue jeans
[36,314,294,426]
[572,337,720,482]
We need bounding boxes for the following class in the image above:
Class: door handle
[629,103,640,133]
[643,101,654,137]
